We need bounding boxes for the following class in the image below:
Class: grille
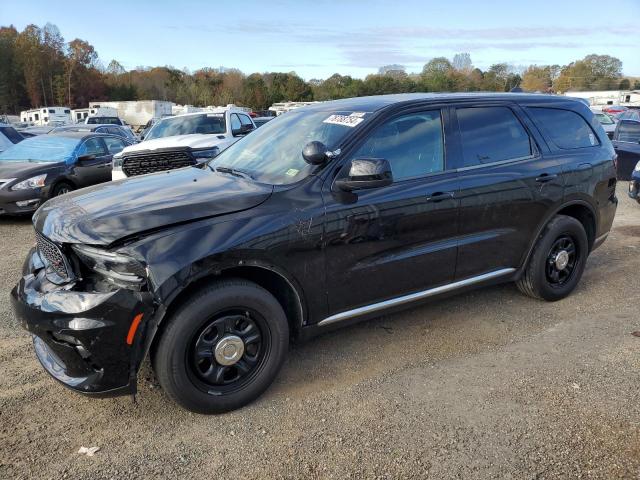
[122,150,195,177]
[35,231,69,279]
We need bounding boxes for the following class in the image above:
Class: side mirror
[334,158,393,191]
[233,124,254,136]
[302,141,328,165]
[77,154,96,162]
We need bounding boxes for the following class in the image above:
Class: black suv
[11,93,618,413]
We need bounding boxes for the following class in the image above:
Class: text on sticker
[323,114,364,128]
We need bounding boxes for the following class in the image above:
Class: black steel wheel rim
[187,308,269,394]
[545,235,578,287]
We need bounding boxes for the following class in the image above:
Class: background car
[602,105,629,115]
[591,109,617,138]
[611,119,640,180]
[112,107,256,180]
[0,132,132,215]
[628,160,640,204]
[0,123,24,152]
[51,123,138,143]
[252,116,274,128]
[85,116,125,125]
[15,125,55,138]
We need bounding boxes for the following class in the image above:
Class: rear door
[450,103,564,279]
[322,108,460,316]
[74,137,111,186]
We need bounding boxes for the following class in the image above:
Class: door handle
[426,191,454,202]
[535,173,558,183]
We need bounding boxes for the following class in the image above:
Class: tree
[619,78,631,90]
[0,26,26,113]
[15,25,44,107]
[521,65,553,92]
[66,38,97,105]
[378,64,407,79]
[41,23,65,105]
[554,54,623,92]
[452,53,472,72]
[421,57,454,91]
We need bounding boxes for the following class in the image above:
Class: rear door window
[527,107,599,149]
[456,106,533,167]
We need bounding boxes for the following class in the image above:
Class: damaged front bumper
[11,248,155,397]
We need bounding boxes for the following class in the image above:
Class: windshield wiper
[212,165,254,180]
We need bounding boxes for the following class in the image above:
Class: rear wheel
[153,279,289,414]
[517,215,588,301]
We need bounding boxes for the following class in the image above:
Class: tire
[50,182,74,197]
[153,279,289,414]
[517,215,589,301]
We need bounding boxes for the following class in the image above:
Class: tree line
[1,23,638,114]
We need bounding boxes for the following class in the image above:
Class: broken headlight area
[71,244,148,290]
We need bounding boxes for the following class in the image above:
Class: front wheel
[153,279,289,414]
[517,215,589,301]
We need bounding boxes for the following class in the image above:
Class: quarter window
[527,107,599,149]
[353,111,444,181]
[457,107,532,167]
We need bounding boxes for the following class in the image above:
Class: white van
[20,107,71,126]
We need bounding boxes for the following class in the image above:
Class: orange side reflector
[126,313,144,345]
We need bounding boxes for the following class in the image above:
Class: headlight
[192,147,220,162]
[635,161,640,172]
[112,153,123,170]
[11,174,47,191]
[71,244,146,288]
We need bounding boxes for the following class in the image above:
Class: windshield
[617,121,640,143]
[595,113,614,125]
[87,117,120,125]
[210,110,368,185]
[0,135,79,162]
[145,114,226,140]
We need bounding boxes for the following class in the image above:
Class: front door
[74,137,112,187]
[322,109,459,316]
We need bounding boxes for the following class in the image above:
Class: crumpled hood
[123,134,229,153]
[33,167,273,245]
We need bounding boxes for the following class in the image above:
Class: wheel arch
[146,263,306,361]
[519,199,597,275]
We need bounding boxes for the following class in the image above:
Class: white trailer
[71,107,119,123]
[564,90,640,107]
[268,101,321,116]
[20,107,71,126]
[172,105,205,116]
[89,100,174,130]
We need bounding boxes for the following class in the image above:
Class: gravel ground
[1,185,639,479]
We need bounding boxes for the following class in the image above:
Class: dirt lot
[0,186,639,479]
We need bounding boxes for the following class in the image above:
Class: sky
[2,0,639,79]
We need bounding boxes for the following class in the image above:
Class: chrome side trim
[594,231,609,244]
[318,268,516,327]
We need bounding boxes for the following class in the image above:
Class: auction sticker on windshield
[323,114,365,128]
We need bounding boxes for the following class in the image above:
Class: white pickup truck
[112,106,255,180]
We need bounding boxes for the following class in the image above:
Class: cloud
[163,21,636,70]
